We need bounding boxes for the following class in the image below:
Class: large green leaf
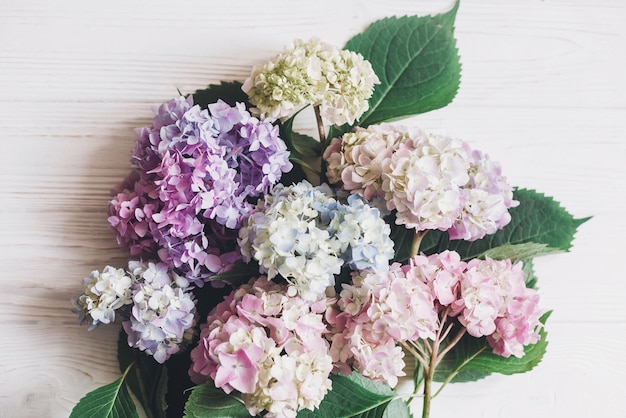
[191,81,250,108]
[117,329,168,418]
[277,114,313,186]
[420,188,591,260]
[387,212,416,263]
[343,1,461,128]
[480,242,559,262]
[70,365,139,418]
[434,312,551,384]
[297,372,397,418]
[382,399,413,418]
[183,382,249,418]
[279,110,322,159]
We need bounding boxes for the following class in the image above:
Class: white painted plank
[1,0,625,417]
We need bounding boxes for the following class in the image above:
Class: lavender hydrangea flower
[122,261,196,364]
[108,97,292,285]
[73,260,197,364]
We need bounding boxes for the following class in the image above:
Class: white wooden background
[1,0,624,417]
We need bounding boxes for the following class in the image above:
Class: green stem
[421,338,438,418]
[313,104,328,184]
[420,306,459,417]
[432,346,487,399]
[313,104,326,152]
[410,231,426,258]
[401,341,428,369]
[436,327,466,367]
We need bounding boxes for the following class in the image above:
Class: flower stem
[313,104,328,184]
[313,104,326,150]
[416,307,466,417]
[409,231,426,258]
[421,337,438,418]
[436,327,466,365]
[401,341,428,369]
[422,376,432,417]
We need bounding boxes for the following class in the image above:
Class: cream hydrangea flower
[383,132,473,231]
[72,266,134,330]
[324,123,417,206]
[242,38,379,125]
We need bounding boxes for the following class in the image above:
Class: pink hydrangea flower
[403,252,544,358]
[407,250,467,308]
[327,263,439,386]
[487,286,543,358]
[323,124,412,207]
[189,276,333,417]
[447,149,519,241]
[323,124,518,240]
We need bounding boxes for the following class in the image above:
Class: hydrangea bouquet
[70,3,588,418]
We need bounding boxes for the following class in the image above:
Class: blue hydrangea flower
[239,181,394,301]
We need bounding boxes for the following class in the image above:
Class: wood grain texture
[1,0,624,417]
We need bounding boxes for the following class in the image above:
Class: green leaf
[191,81,250,108]
[344,1,461,127]
[297,372,396,418]
[289,156,321,176]
[522,258,539,289]
[278,113,314,185]
[420,188,591,261]
[481,242,559,262]
[382,399,413,418]
[434,311,551,384]
[183,382,249,418]
[117,329,168,418]
[279,161,308,186]
[70,365,139,418]
[279,108,321,158]
[387,212,416,263]
[291,131,321,158]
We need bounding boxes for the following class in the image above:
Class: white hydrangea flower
[243,38,379,125]
[333,195,395,273]
[247,350,333,418]
[72,266,134,330]
[239,181,394,301]
[239,181,344,302]
[317,47,380,125]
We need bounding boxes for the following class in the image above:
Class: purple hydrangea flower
[108,97,292,285]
